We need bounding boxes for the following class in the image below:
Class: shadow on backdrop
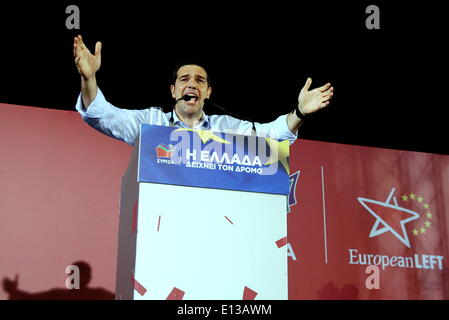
[2,261,114,300]
[317,281,359,300]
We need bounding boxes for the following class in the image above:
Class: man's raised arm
[73,35,102,109]
[286,77,334,133]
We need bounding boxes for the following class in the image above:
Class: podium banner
[138,125,290,195]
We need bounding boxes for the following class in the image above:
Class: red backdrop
[1,103,449,299]
[0,103,131,300]
[288,139,449,299]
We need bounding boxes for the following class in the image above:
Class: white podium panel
[115,124,290,300]
[133,183,287,300]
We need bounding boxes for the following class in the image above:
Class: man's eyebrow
[178,74,207,81]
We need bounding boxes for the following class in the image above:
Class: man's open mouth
[185,93,198,102]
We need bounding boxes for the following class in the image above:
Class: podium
[115,124,290,300]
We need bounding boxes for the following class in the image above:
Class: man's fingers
[74,36,85,56]
[77,35,83,50]
[318,83,331,93]
[322,94,332,103]
[320,101,330,109]
[302,77,312,92]
[78,35,89,53]
[74,37,80,57]
[94,41,102,57]
[322,87,334,100]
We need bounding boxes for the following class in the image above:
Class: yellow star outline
[174,128,231,144]
[264,138,290,173]
[403,191,435,237]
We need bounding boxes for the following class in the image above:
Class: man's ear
[170,85,175,98]
[206,86,212,99]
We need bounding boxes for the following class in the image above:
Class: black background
[0,1,448,311]
[0,1,446,154]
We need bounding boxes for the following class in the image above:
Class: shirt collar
[172,110,211,130]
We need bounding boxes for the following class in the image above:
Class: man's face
[170,65,212,115]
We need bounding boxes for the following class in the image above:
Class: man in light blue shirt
[73,35,334,145]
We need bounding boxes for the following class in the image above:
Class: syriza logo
[155,144,175,164]
[155,144,175,158]
[349,187,444,271]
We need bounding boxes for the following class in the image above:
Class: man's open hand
[298,78,334,116]
[73,35,102,80]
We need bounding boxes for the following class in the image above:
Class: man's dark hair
[171,60,212,87]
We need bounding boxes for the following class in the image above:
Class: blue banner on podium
[138,124,289,195]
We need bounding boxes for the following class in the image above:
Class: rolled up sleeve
[255,114,298,145]
[75,88,153,145]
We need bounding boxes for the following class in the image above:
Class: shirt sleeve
[75,88,164,145]
[256,114,298,145]
[224,114,298,145]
